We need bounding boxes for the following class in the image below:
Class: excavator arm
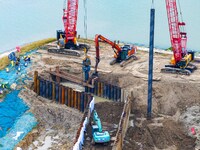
[94,34,121,75]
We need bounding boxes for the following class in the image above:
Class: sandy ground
[14,40,200,149]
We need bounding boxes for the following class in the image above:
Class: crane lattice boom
[165,0,187,63]
[63,0,79,43]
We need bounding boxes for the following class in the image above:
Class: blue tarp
[0,112,37,150]
[0,90,29,138]
[0,50,38,149]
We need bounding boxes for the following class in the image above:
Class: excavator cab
[119,44,136,61]
[119,49,128,61]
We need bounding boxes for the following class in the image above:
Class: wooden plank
[48,70,95,88]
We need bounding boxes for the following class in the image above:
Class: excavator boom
[94,34,122,74]
[94,34,137,76]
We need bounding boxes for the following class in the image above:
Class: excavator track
[161,63,197,75]
[109,58,117,65]
[120,55,138,67]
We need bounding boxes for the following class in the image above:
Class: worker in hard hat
[27,55,31,61]
[24,55,31,62]
[6,68,9,73]
[11,61,14,67]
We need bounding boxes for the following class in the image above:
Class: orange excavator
[94,34,137,75]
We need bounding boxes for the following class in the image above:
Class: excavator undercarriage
[110,55,138,67]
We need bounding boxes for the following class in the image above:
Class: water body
[0,0,199,53]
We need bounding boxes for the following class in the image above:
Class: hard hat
[16,46,21,52]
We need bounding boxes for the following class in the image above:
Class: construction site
[0,0,200,150]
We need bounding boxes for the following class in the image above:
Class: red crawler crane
[48,0,89,56]
[161,0,196,75]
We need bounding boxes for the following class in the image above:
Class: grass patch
[0,38,56,70]
[0,57,10,70]
[166,47,172,51]
[19,38,56,55]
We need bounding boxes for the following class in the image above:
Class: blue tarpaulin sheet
[0,50,38,149]
[0,90,29,138]
[0,112,37,150]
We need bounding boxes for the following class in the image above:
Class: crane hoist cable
[178,0,184,22]
[83,0,88,47]
[151,0,154,9]
[177,0,185,32]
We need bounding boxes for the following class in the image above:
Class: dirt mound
[152,81,200,115]
[123,118,195,150]
[180,106,200,149]
[95,101,124,124]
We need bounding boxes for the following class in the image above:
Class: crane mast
[63,0,79,44]
[165,0,187,64]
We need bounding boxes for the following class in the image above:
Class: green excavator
[91,110,110,145]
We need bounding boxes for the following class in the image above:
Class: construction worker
[24,55,30,62]
[6,68,9,73]
[11,61,14,67]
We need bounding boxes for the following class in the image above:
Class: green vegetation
[166,47,172,51]
[0,57,10,70]
[0,38,56,70]
[19,38,56,54]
